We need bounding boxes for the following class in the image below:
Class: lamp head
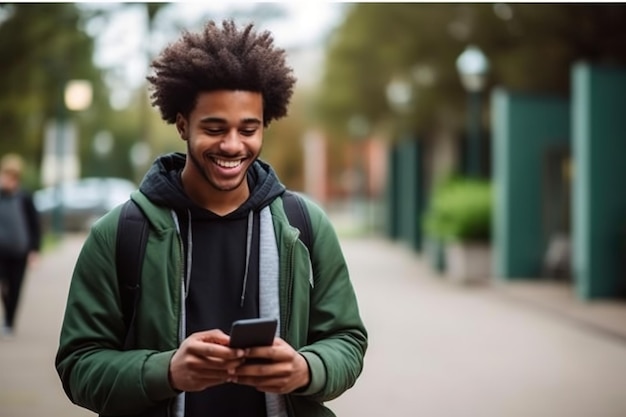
[456,45,489,92]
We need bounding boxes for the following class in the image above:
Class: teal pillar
[396,137,423,252]
[385,143,401,240]
[491,89,570,279]
[573,63,626,300]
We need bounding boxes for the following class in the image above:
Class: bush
[422,176,492,243]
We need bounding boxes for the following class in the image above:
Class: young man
[56,20,367,417]
[0,153,41,337]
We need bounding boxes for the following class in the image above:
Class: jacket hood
[138,152,285,218]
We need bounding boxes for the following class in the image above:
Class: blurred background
[3,2,626,300]
[3,3,626,416]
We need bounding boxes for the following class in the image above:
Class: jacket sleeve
[295,198,368,402]
[55,210,178,416]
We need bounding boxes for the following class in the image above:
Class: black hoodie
[139,152,285,417]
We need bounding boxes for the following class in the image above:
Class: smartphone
[229,317,278,349]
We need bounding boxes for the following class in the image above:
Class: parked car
[34,177,136,232]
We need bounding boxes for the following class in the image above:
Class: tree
[0,3,106,187]
[315,4,626,140]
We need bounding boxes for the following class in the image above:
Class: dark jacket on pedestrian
[0,188,41,257]
[55,153,368,417]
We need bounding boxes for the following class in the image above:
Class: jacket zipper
[170,227,185,417]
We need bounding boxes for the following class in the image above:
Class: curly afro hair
[147,20,296,127]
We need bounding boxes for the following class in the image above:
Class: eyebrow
[199,116,262,125]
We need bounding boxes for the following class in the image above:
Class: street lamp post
[347,114,370,229]
[51,80,92,235]
[93,130,114,177]
[456,45,489,177]
[385,76,422,248]
[385,76,414,118]
[129,142,152,184]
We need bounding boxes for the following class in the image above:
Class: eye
[204,128,224,135]
[240,129,257,136]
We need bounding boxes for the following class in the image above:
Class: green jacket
[56,190,368,417]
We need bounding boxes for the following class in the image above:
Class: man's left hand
[233,338,310,394]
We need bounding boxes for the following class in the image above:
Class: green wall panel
[491,89,570,279]
[396,138,423,252]
[385,144,401,240]
[573,63,626,299]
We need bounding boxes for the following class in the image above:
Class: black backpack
[115,190,313,348]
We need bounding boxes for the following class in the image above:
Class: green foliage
[422,176,492,243]
[316,4,463,136]
[317,4,626,138]
[0,3,107,185]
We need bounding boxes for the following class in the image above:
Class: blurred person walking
[0,153,41,337]
[55,20,367,417]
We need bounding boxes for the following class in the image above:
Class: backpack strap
[281,190,313,256]
[116,199,149,349]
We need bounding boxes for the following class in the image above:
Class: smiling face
[177,90,264,213]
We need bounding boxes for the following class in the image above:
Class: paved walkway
[329,237,626,417]
[0,234,93,417]
[2,233,626,416]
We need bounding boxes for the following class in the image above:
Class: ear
[175,113,189,141]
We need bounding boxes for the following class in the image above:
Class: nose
[219,129,244,155]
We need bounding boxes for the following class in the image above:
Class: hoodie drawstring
[176,208,253,308]
[240,210,254,307]
[185,210,193,299]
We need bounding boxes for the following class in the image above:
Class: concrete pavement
[329,237,626,417]
[2,232,626,416]
[0,234,93,417]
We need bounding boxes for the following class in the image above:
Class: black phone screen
[229,317,278,349]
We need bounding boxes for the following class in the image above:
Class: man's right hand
[168,329,245,392]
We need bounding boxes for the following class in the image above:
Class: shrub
[422,176,492,243]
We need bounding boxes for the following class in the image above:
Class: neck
[181,170,250,216]
[206,186,250,216]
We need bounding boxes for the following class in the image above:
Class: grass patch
[40,233,62,253]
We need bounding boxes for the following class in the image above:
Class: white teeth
[215,159,242,168]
